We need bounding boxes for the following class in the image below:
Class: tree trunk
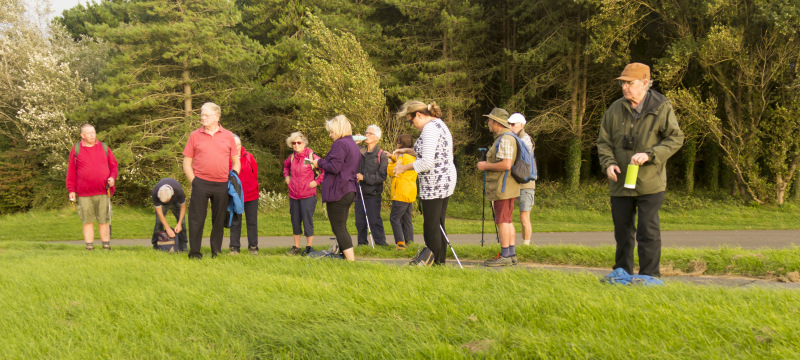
[707,144,720,192]
[565,136,581,190]
[183,59,192,118]
[775,174,786,205]
[794,174,800,200]
[683,137,696,193]
[580,147,591,180]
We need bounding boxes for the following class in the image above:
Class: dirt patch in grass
[461,339,494,353]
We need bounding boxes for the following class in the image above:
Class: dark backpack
[495,132,538,184]
[407,247,434,267]
[155,231,178,253]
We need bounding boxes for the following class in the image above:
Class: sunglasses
[291,141,303,145]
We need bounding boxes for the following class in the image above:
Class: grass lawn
[1,242,799,359]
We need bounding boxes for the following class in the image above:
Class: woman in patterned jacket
[392,101,457,265]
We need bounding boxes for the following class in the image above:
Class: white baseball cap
[508,113,526,125]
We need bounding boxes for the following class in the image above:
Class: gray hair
[366,124,382,140]
[200,102,221,115]
[157,185,174,203]
[285,132,308,148]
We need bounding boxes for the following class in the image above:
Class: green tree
[652,0,800,204]
[1,0,108,209]
[72,0,265,200]
[289,12,386,151]
[506,0,621,190]
[381,0,487,153]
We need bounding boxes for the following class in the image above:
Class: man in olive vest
[477,108,520,266]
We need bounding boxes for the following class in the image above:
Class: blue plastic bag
[601,268,665,286]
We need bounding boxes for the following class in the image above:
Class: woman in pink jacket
[283,132,325,255]
[230,135,260,254]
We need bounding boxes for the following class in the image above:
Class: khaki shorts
[77,195,111,224]
[518,188,535,212]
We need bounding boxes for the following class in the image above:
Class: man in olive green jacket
[597,63,685,277]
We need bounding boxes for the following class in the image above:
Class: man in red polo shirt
[183,102,241,259]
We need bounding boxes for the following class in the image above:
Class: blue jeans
[389,201,414,244]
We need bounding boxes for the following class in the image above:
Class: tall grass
[0,243,798,359]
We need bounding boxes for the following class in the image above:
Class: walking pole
[479,148,487,247]
[440,225,462,269]
[357,183,375,248]
[490,201,499,243]
[106,182,113,240]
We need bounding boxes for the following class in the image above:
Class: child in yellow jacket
[386,134,418,250]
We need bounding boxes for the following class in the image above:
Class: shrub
[0,148,37,214]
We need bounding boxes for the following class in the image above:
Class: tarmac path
[64,229,800,249]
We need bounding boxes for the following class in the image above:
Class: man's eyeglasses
[616,79,641,87]
[291,141,303,145]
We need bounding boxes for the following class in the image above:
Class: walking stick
[106,182,113,239]
[357,183,375,248]
[479,148,487,247]
[440,225,462,269]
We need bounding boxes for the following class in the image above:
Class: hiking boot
[230,247,240,255]
[484,253,513,267]
[249,247,259,255]
[396,243,407,251]
[85,243,94,251]
[286,246,302,256]
[304,247,313,256]
[101,241,111,251]
[511,255,519,265]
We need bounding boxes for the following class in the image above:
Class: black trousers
[188,177,229,259]
[230,199,258,250]
[326,192,355,252]
[355,192,387,245]
[421,197,449,265]
[151,202,188,251]
[610,192,665,276]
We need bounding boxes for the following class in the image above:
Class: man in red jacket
[66,124,118,250]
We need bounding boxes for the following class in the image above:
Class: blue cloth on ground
[601,268,665,286]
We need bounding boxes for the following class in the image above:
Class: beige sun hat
[483,108,511,128]
[615,62,650,81]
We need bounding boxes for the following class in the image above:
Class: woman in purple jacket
[283,132,324,256]
[311,115,361,261]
